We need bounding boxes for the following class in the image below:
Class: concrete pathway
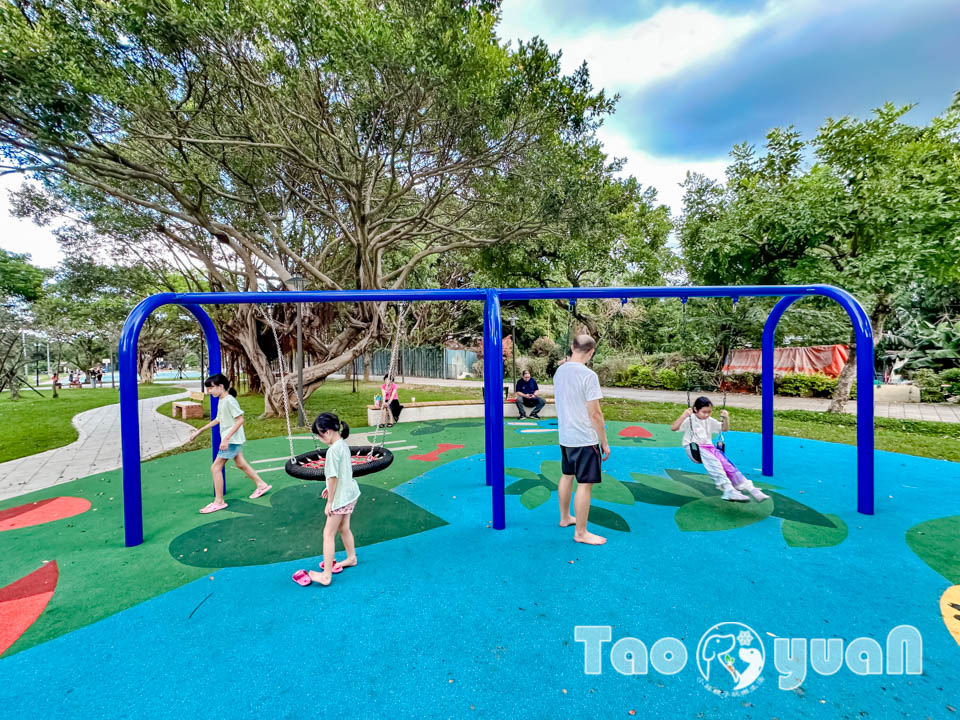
[0,390,193,501]
[381,375,960,424]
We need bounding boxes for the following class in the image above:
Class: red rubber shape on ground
[0,497,92,532]
[0,561,59,656]
[409,443,465,462]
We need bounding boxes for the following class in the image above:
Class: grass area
[600,398,960,462]
[156,378,960,463]
[0,384,186,463]
[157,380,484,457]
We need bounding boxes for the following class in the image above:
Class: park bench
[172,401,204,419]
[366,397,556,426]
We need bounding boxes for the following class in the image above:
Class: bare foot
[559,516,576,528]
[574,531,607,545]
[308,570,332,586]
[338,557,358,569]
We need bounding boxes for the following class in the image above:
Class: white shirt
[326,438,361,510]
[680,415,722,446]
[553,361,603,447]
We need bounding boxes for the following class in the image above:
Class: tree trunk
[363,352,371,382]
[233,305,284,417]
[828,295,890,413]
[138,354,156,384]
[8,370,21,400]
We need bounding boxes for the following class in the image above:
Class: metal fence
[342,346,478,379]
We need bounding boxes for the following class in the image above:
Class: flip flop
[200,501,228,514]
[319,560,343,574]
[292,569,311,586]
[249,484,272,499]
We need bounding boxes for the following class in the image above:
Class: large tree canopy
[679,101,960,409]
[0,0,620,413]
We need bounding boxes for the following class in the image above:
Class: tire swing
[259,301,398,481]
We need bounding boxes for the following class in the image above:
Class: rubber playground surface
[1,418,958,718]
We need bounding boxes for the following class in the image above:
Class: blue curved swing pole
[118,284,874,546]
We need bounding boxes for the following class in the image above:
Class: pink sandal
[292,569,311,586]
[200,501,228,514]
[319,560,343,574]
[249,484,272,499]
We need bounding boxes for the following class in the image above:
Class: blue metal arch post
[119,296,222,546]
[482,290,507,529]
[761,293,874,514]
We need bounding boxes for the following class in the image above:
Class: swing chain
[262,303,297,462]
[369,302,410,451]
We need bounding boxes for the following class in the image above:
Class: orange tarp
[722,345,849,378]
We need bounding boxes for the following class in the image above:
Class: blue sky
[3,0,959,267]
[499,0,960,211]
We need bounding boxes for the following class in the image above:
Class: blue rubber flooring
[1,431,958,719]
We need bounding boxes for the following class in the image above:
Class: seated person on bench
[515,369,546,419]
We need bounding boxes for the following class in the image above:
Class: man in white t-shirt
[553,333,610,545]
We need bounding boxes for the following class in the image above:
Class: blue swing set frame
[118,284,874,547]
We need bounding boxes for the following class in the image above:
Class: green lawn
[600,398,960,463]
[0,384,186,463]
[158,378,960,463]
[158,380,484,456]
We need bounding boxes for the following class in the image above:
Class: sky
[2,0,959,269]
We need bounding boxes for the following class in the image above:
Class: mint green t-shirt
[217,395,246,445]
[326,438,361,510]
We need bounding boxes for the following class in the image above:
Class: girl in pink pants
[671,397,770,503]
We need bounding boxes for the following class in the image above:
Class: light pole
[286,275,308,427]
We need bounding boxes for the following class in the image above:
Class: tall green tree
[679,101,960,410]
[0,0,617,414]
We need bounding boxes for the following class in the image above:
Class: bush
[656,368,683,390]
[940,368,960,398]
[530,336,557,358]
[471,360,483,379]
[910,368,944,403]
[807,373,838,398]
[513,355,549,383]
[618,364,656,388]
[594,356,631,386]
[775,373,839,398]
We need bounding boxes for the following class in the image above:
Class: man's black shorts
[560,444,602,484]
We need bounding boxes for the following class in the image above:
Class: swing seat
[284,446,394,480]
[688,440,726,464]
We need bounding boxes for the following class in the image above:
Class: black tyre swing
[285,445,394,481]
[260,300,406,482]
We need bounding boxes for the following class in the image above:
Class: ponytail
[312,412,350,440]
[204,373,235,396]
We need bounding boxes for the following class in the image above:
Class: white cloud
[499,1,761,92]
[597,126,728,218]
[0,174,63,269]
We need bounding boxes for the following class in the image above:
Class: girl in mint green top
[188,374,271,515]
[305,412,360,586]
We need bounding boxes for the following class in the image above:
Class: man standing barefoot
[553,333,611,545]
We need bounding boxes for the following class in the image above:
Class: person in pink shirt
[379,374,403,427]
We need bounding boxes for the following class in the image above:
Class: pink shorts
[331,501,356,515]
